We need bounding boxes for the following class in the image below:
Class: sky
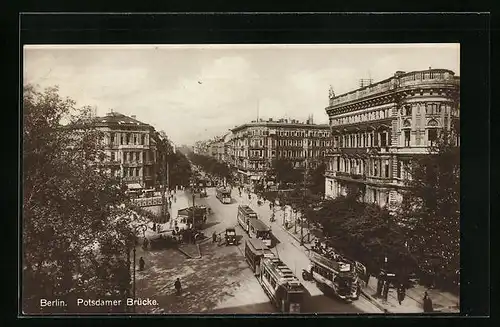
[24,44,459,146]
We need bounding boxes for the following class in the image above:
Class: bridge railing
[132,196,163,207]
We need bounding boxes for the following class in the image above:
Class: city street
[183,187,383,314]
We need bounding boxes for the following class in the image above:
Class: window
[404,130,411,147]
[373,161,378,176]
[405,105,412,116]
[385,160,390,178]
[111,152,115,161]
[397,160,401,178]
[428,129,438,146]
[380,132,387,147]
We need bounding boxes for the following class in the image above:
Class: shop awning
[127,183,143,190]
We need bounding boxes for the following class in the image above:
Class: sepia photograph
[22,44,460,315]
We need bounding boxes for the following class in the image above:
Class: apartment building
[228,117,331,184]
[91,111,159,189]
[324,69,460,208]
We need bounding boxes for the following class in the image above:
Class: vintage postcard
[22,44,460,315]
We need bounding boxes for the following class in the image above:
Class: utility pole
[300,158,306,246]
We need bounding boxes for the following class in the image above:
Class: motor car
[224,228,237,245]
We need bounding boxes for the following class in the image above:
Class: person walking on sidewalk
[174,278,182,296]
[397,283,406,305]
[139,257,145,271]
[423,291,434,312]
[212,231,217,243]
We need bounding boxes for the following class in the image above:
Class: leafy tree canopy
[23,85,133,314]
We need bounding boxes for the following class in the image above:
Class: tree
[23,85,132,314]
[307,160,327,195]
[399,126,460,288]
[268,159,302,187]
[309,196,412,276]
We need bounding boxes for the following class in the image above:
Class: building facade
[92,112,159,189]
[324,69,460,208]
[228,118,331,184]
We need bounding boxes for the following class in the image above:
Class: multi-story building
[91,111,160,189]
[324,68,460,208]
[228,117,331,184]
[208,137,225,162]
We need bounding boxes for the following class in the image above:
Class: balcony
[118,144,146,149]
[102,160,121,166]
[249,156,265,161]
[123,176,142,183]
[336,171,367,180]
[122,161,143,167]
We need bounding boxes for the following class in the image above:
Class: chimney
[131,115,136,119]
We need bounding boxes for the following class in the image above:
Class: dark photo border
[13,12,490,322]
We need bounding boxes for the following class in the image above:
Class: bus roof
[246,238,269,252]
[248,218,270,231]
[309,251,354,274]
[238,205,257,216]
[261,257,303,289]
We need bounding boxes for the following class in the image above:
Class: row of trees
[187,153,233,183]
[264,158,326,195]
[255,130,460,290]
[154,131,192,189]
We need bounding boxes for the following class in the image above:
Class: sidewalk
[241,187,460,314]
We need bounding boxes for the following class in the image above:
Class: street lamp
[131,223,147,313]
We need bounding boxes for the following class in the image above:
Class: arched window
[403,119,411,128]
[427,119,439,127]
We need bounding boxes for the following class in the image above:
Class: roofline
[330,68,458,100]
[231,122,330,132]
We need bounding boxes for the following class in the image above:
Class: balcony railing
[123,176,142,182]
[118,144,146,149]
[132,196,162,207]
[336,171,367,180]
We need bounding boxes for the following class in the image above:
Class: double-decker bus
[259,257,305,313]
[248,218,272,247]
[244,238,275,275]
[302,250,360,301]
[216,187,231,204]
[237,205,257,232]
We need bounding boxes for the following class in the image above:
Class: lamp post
[131,224,147,313]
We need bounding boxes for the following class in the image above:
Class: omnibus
[248,218,272,248]
[244,238,275,275]
[216,187,231,204]
[259,257,305,313]
[302,250,360,301]
[237,205,257,232]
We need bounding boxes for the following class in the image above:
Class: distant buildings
[323,69,460,208]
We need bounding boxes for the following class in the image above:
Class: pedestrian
[376,278,384,297]
[423,291,434,312]
[139,257,145,271]
[174,196,176,203]
[382,281,389,301]
[153,222,157,232]
[212,231,217,243]
[397,283,406,305]
[174,278,182,296]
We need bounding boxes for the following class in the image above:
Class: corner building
[229,118,331,184]
[324,69,460,208]
[92,112,159,189]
